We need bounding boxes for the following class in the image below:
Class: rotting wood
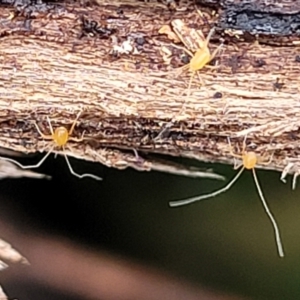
[200,0,300,46]
[0,0,299,182]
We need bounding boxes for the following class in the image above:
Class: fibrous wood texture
[0,0,300,181]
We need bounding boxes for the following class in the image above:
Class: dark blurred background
[0,153,299,300]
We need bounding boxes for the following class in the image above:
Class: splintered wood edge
[0,48,299,181]
[0,0,299,183]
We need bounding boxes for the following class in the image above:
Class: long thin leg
[204,27,216,48]
[169,167,244,207]
[69,129,85,143]
[196,72,204,86]
[186,71,195,97]
[260,151,274,166]
[69,111,82,136]
[177,69,204,122]
[47,116,54,136]
[63,150,102,181]
[34,122,52,140]
[154,84,190,141]
[292,172,299,190]
[209,42,223,62]
[252,169,284,257]
[0,146,54,170]
[171,43,194,58]
[241,134,248,153]
[227,137,243,159]
[194,0,203,18]
[154,52,190,78]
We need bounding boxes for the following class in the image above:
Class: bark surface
[0,0,299,178]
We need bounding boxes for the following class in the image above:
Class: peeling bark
[0,0,299,179]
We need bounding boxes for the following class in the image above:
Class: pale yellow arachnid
[1,112,102,181]
[169,137,285,258]
[170,18,223,96]
[185,27,221,95]
[154,21,223,140]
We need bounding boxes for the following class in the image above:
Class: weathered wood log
[0,0,299,181]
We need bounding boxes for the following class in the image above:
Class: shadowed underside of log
[0,0,299,179]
